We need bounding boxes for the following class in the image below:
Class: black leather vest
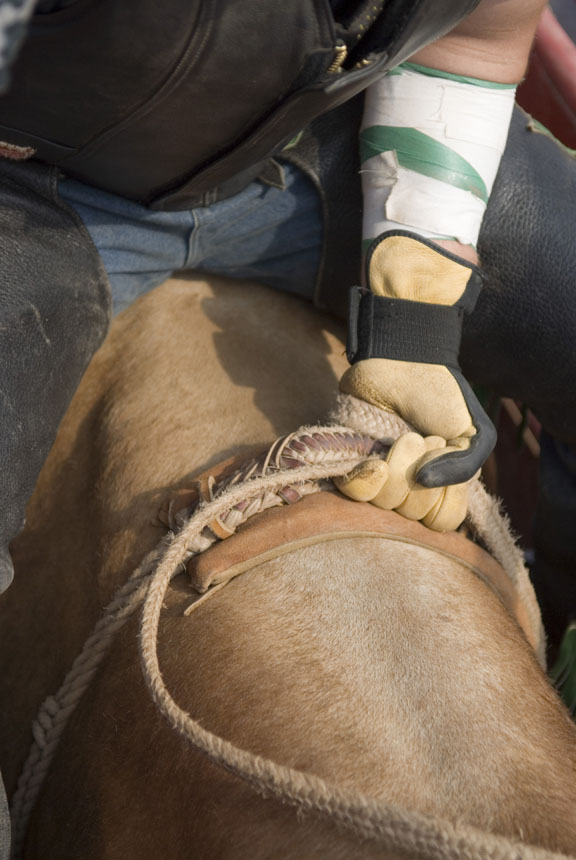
[0,0,479,210]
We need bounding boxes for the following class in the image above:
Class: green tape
[360,126,488,203]
[398,62,518,90]
[282,130,303,151]
[550,621,576,717]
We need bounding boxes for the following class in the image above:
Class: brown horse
[0,276,575,859]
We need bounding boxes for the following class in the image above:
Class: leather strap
[187,489,539,653]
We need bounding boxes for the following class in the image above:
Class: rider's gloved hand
[336,231,496,532]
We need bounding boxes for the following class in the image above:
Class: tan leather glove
[336,231,496,531]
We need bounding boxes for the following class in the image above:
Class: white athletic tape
[361,66,516,246]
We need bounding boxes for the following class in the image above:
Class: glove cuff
[365,230,483,312]
[347,230,483,366]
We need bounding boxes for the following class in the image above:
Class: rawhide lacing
[169,427,387,554]
[11,414,552,860]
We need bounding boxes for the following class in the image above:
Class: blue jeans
[60,162,322,315]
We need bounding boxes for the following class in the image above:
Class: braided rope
[9,547,166,858]
[10,418,553,859]
[9,427,379,859]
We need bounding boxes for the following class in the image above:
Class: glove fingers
[394,435,446,520]
[395,484,443,520]
[336,432,470,532]
[422,481,469,532]
[415,433,490,488]
[334,459,390,502]
[423,435,447,452]
[416,371,497,488]
[372,433,426,509]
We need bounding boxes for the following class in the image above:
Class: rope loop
[9,411,551,860]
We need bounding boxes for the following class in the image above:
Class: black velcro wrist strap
[346,287,463,367]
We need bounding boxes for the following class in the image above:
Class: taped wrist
[360,63,517,247]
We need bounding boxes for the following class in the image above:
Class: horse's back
[22,534,576,859]
[2,277,576,859]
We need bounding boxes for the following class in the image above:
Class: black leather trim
[415,370,497,488]
[0,0,481,207]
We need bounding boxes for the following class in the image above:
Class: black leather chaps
[0,160,110,593]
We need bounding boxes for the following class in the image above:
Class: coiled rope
[10,398,553,860]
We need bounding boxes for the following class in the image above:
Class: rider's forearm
[412,0,548,86]
[338,0,549,526]
[410,0,547,264]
